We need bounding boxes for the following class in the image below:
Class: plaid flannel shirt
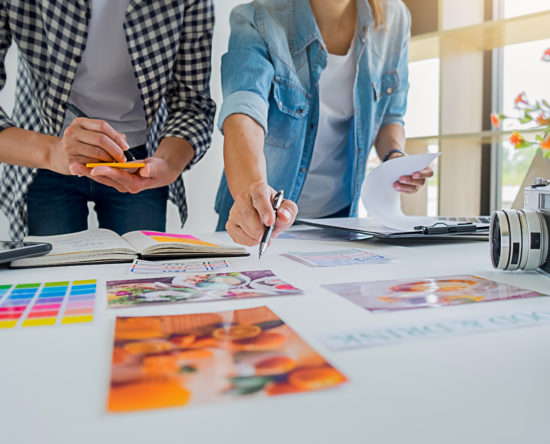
[0,0,216,240]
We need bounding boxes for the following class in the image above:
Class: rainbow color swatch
[0,280,96,329]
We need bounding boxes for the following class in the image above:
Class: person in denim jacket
[215,0,433,246]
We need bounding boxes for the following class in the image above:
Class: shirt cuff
[381,116,405,128]
[218,90,269,134]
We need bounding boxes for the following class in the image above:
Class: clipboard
[297,217,489,240]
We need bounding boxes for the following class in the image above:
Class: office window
[401,0,550,217]
[499,38,549,208]
[503,0,549,18]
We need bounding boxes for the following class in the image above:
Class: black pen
[258,190,284,259]
[65,103,136,161]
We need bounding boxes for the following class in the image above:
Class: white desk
[1,229,549,444]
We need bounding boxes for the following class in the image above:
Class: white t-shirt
[62,0,147,147]
[297,38,357,218]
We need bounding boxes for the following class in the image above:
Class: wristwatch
[382,149,406,162]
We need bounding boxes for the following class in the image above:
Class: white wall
[0,0,244,239]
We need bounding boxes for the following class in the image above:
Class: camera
[490,178,549,276]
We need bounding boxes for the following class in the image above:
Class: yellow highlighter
[86,162,146,168]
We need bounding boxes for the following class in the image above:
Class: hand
[225,181,298,246]
[49,118,128,175]
[70,156,179,194]
[386,151,434,194]
[393,166,434,193]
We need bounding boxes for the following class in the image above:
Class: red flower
[541,136,550,150]
[536,114,550,126]
[490,113,501,128]
[509,131,524,147]
[514,92,528,106]
[542,48,550,62]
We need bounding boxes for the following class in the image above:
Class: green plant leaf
[520,115,533,124]
[515,141,535,149]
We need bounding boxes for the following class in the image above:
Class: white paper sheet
[361,153,440,231]
[319,308,550,350]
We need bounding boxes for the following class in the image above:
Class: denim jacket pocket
[265,76,309,149]
[372,70,399,102]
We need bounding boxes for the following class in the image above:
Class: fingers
[225,220,260,247]
[226,182,284,246]
[89,166,144,194]
[273,199,298,236]
[232,192,265,242]
[79,118,129,152]
[64,118,127,163]
[250,183,277,226]
[394,166,434,193]
[394,175,424,193]
[69,163,91,177]
[138,163,152,177]
[412,167,434,180]
[393,181,418,193]
[75,129,126,162]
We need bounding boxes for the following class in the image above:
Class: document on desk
[278,227,372,242]
[297,153,485,238]
[285,248,391,267]
[323,275,544,313]
[319,307,550,351]
[129,258,230,274]
[361,152,440,231]
[107,270,303,307]
[107,306,347,412]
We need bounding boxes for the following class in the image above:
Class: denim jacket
[215,0,410,230]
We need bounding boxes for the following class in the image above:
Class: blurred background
[0,0,549,238]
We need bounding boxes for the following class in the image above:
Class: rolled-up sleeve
[160,0,217,169]
[380,5,410,129]
[218,5,275,134]
[0,2,15,131]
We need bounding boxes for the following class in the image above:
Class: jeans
[26,147,168,236]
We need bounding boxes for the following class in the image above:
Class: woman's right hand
[49,118,128,175]
[225,181,298,246]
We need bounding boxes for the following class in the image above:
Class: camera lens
[490,215,501,267]
[490,209,548,271]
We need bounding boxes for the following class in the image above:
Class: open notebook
[10,229,248,268]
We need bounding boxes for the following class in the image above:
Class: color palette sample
[0,279,96,329]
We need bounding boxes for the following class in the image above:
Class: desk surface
[1,229,549,444]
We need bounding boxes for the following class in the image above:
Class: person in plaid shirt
[0,1,216,240]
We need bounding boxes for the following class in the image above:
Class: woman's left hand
[393,166,434,193]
